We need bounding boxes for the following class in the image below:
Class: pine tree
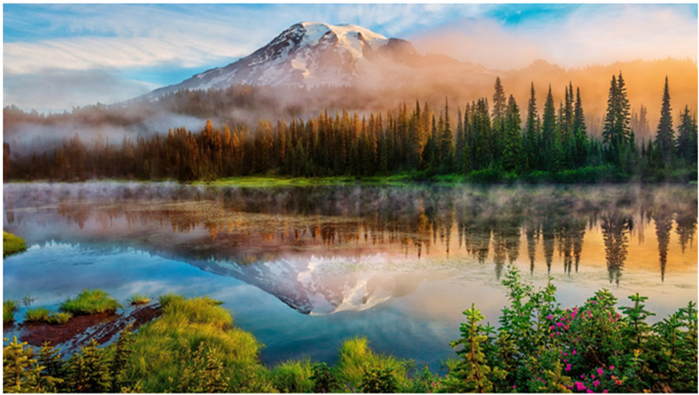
[492,77,507,162]
[541,85,557,170]
[65,339,111,393]
[655,76,675,165]
[3,337,43,393]
[573,87,589,167]
[502,95,522,172]
[676,105,697,165]
[524,83,540,171]
[440,99,455,172]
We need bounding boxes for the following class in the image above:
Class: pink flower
[597,368,604,376]
[580,374,585,379]
[573,350,577,355]
[547,314,553,320]
[586,390,594,393]
[565,364,572,372]
[591,374,595,379]
[564,352,568,356]
[603,390,609,393]
[609,365,614,370]
[575,382,587,391]
[564,359,568,363]
[550,325,556,330]
[591,300,597,305]
[593,380,600,387]
[556,322,564,328]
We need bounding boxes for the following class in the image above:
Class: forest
[3,74,697,183]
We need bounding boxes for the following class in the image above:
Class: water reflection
[3,183,697,314]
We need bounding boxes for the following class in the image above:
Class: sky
[3,3,697,113]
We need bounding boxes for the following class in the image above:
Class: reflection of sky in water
[3,183,697,370]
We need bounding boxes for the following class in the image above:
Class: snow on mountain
[149,22,405,96]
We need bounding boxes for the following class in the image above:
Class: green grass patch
[60,289,122,315]
[119,295,270,392]
[46,312,72,325]
[24,307,50,323]
[127,293,150,306]
[3,231,27,257]
[335,337,410,391]
[4,300,19,323]
[270,358,315,393]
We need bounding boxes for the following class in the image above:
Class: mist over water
[3,182,697,368]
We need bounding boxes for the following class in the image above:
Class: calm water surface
[3,183,697,370]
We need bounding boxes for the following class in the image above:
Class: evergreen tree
[573,87,589,167]
[655,76,675,165]
[502,95,523,172]
[492,77,507,162]
[65,339,111,393]
[524,83,540,171]
[676,105,697,165]
[541,86,557,170]
[440,99,455,172]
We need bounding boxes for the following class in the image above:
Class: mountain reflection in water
[4,183,697,316]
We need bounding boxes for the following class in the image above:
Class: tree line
[4,75,697,182]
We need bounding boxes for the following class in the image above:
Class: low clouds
[3,69,154,112]
[410,4,697,70]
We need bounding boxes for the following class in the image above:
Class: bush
[60,289,122,315]
[335,337,410,391]
[3,231,27,257]
[117,296,269,392]
[46,312,73,325]
[4,300,19,323]
[444,265,699,393]
[271,358,314,393]
[127,294,150,306]
[24,307,51,323]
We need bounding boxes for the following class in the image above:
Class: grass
[3,231,27,257]
[119,295,268,392]
[270,358,315,393]
[60,289,122,315]
[3,300,19,323]
[24,307,50,323]
[46,312,73,325]
[335,337,410,391]
[127,293,150,306]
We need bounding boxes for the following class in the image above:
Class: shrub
[24,307,50,323]
[4,300,19,323]
[3,231,27,257]
[310,362,340,393]
[271,358,314,393]
[360,365,399,393]
[117,296,268,393]
[127,294,150,306]
[445,265,699,394]
[335,337,410,391]
[60,289,121,315]
[46,312,73,325]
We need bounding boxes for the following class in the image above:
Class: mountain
[149,22,424,96]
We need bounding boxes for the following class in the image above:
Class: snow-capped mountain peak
[149,22,404,96]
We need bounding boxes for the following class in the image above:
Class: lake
[3,182,697,371]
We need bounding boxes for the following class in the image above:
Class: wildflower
[580,374,585,379]
[586,390,594,393]
[513,385,516,389]
[547,314,553,320]
[564,359,568,363]
[593,380,600,387]
[556,322,564,328]
[564,352,568,356]
[573,350,577,355]
[575,381,587,391]
[591,374,595,379]
[602,391,608,394]
[591,300,597,305]
[615,380,622,385]
[609,365,614,370]
[550,325,556,330]
[565,364,572,372]
[597,368,604,376]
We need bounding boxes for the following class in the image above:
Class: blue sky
[3,4,697,112]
